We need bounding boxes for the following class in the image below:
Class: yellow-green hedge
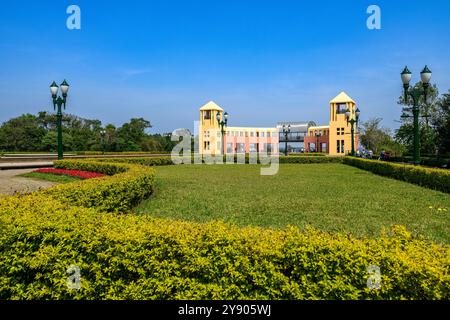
[43,160,156,213]
[91,155,343,166]
[343,157,450,193]
[0,159,449,299]
[0,193,449,299]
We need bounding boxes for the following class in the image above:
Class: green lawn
[135,163,450,243]
[20,172,82,183]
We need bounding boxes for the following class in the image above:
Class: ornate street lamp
[400,65,432,165]
[282,124,291,156]
[217,111,228,155]
[315,131,321,153]
[100,129,106,154]
[50,80,70,160]
[345,107,360,156]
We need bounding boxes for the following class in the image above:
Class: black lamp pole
[50,80,70,160]
[400,65,432,165]
[217,111,228,155]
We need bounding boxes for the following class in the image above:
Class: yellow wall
[199,107,222,155]
[328,96,358,156]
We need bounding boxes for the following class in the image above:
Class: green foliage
[0,193,449,299]
[0,112,174,153]
[359,118,405,156]
[0,114,46,152]
[395,83,450,157]
[90,156,175,166]
[279,156,342,164]
[343,157,450,193]
[43,160,156,213]
[288,153,327,157]
[434,90,450,155]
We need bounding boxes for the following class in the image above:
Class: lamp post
[400,65,432,165]
[345,107,360,156]
[216,111,228,155]
[100,129,106,154]
[50,80,70,160]
[282,124,291,156]
[315,132,321,153]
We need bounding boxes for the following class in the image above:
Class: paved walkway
[0,169,59,196]
[0,162,53,170]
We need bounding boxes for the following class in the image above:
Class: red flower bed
[34,168,106,179]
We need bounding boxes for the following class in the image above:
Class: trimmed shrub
[287,153,327,157]
[90,156,174,167]
[91,155,343,166]
[343,157,450,193]
[280,156,342,164]
[0,194,449,299]
[389,156,450,169]
[43,160,156,213]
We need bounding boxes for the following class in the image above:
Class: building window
[204,110,211,120]
[336,140,340,153]
[240,131,243,137]
[249,143,257,153]
[217,131,221,138]
[250,132,254,137]
[227,143,233,153]
[261,132,265,138]
[236,143,245,153]
[336,103,347,114]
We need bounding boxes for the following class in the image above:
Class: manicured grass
[20,172,82,183]
[135,163,450,243]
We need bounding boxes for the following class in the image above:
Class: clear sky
[0,0,449,134]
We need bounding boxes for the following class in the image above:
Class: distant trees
[0,112,176,152]
[359,118,404,156]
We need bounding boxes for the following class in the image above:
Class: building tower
[328,92,359,156]
[199,101,224,155]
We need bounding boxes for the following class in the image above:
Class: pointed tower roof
[199,101,224,111]
[330,92,355,104]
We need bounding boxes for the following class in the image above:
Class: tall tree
[433,90,450,155]
[359,118,404,155]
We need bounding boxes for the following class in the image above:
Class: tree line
[0,111,176,153]
[359,86,450,157]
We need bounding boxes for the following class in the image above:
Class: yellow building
[199,101,279,155]
[304,92,359,156]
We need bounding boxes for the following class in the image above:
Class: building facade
[198,92,358,156]
[199,101,279,155]
[277,121,316,153]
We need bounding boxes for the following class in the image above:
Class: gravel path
[0,169,59,196]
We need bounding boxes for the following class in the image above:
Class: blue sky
[1,0,449,133]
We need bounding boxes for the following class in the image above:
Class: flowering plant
[34,168,106,179]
